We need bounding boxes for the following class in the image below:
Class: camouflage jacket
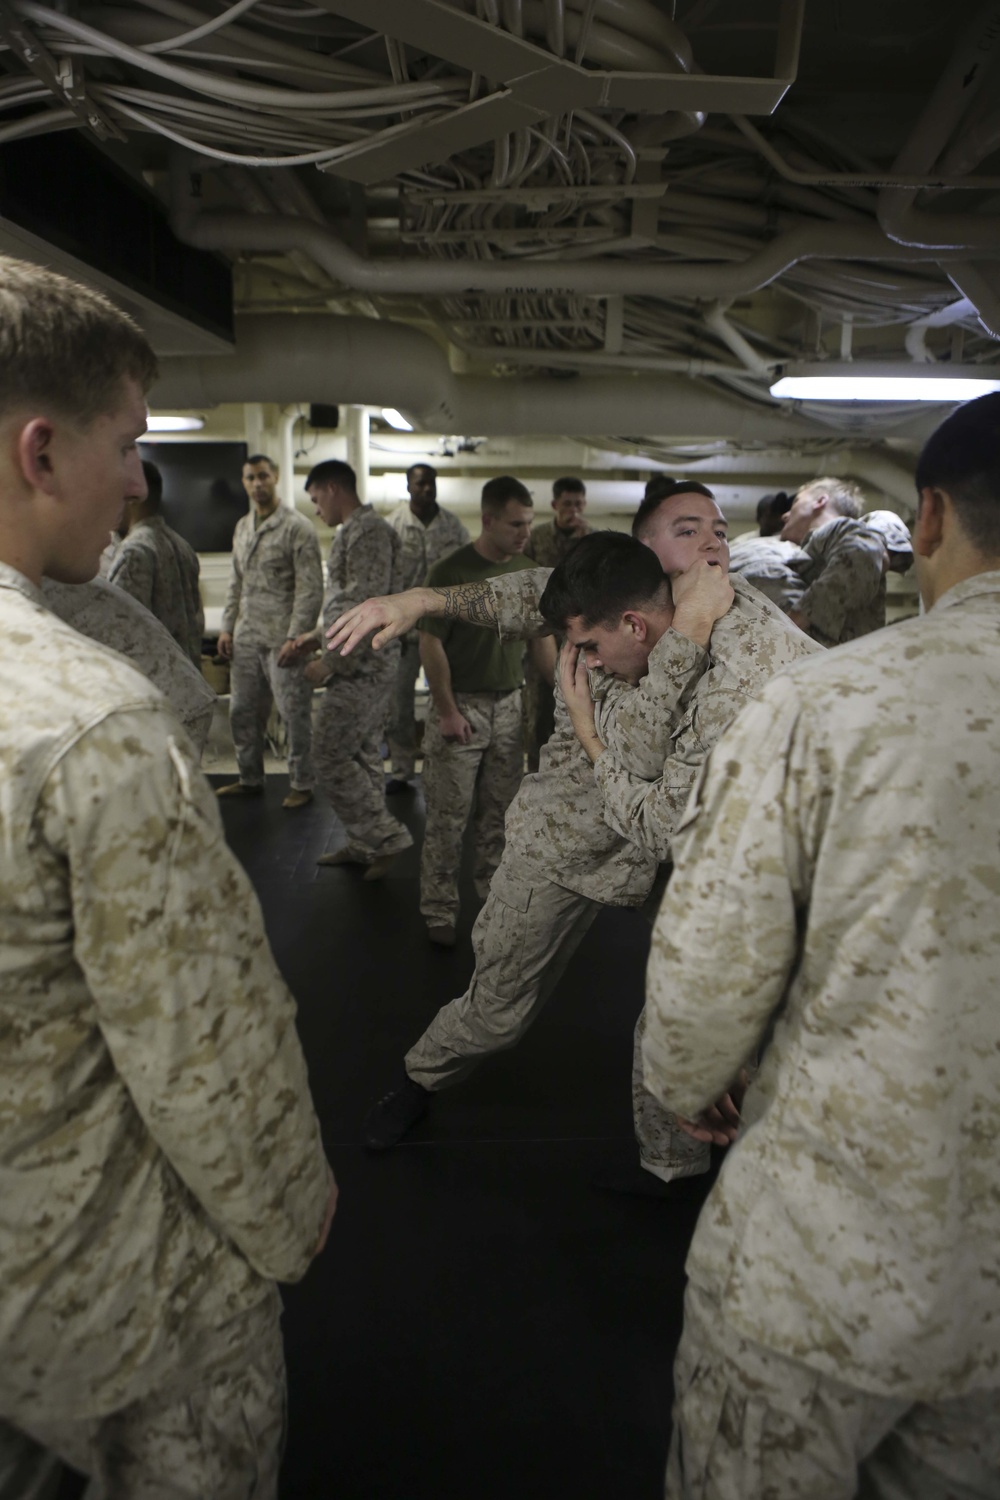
[643,570,1000,1399]
[108,515,205,666]
[386,501,468,643]
[792,515,887,645]
[41,576,216,758]
[0,563,330,1421]
[726,533,807,613]
[524,519,590,570]
[221,505,323,647]
[593,578,821,861]
[321,505,404,680]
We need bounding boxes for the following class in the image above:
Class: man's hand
[277,633,317,668]
[327,588,431,656]
[439,708,474,745]
[787,607,810,633]
[670,560,735,649]
[559,642,604,764]
[312,1169,338,1259]
[303,657,330,687]
[217,630,233,661]
[676,1090,742,1147]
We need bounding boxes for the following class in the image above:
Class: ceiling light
[770,365,1000,403]
[145,415,205,432]
[381,408,413,431]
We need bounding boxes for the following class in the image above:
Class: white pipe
[280,408,297,507]
[151,314,831,440]
[168,158,993,304]
[344,405,369,502]
[703,302,774,378]
[904,296,977,362]
[878,2,1000,250]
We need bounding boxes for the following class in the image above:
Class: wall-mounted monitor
[139,441,248,552]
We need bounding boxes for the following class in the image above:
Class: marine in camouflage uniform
[109,506,205,666]
[385,475,469,786]
[781,479,888,645]
[398,564,815,1184]
[644,563,1000,1496]
[0,562,331,1497]
[41,574,216,758]
[725,531,807,613]
[311,502,413,865]
[222,504,323,792]
[522,511,590,771]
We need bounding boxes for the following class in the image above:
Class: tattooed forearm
[432,582,499,629]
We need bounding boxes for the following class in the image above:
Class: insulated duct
[152,313,838,438]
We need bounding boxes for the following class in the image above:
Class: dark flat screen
[139,442,248,552]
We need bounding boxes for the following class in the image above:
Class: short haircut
[539,531,669,631]
[915,392,1000,555]
[245,453,277,472]
[305,458,357,492]
[0,255,158,426]
[756,490,792,535]
[553,476,586,499]
[141,459,163,510]
[643,474,675,501]
[632,480,717,540]
[797,476,865,519]
[481,475,532,517]
[406,462,437,481]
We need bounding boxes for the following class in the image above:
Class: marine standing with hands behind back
[216,453,323,809]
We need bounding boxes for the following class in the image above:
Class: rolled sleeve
[489,567,553,640]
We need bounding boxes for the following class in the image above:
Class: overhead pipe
[903,296,977,362]
[151,313,830,441]
[877,2,1000,251]
[702,302,775,378]
[168,154,998,308]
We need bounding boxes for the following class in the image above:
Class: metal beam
[0,0,123,141]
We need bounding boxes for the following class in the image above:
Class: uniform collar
[0,559,49,608]
[931,568,1000,613]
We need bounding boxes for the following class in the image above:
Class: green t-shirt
[421,542,536,693]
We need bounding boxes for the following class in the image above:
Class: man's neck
[474,534,512,565]
[0,527,44,587]
[340,496,363,524]
[253,499,280,522]
[410,500,439,527]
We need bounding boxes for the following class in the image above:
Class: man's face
[307,481,340,527]
[781,487,823,544]
[407,466,437,515]
[564,614,650,685]
[243,459,278,512]
[552,488,587,532]
[485,499,534,555]
[45,377,147,583]
[639,492,730,576]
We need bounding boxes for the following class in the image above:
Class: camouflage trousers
[420,689,525,927]
[0,1291,285,1500]
[667,1283,1000,1499]
[386,637,422,783]
[406,852,703,1179]
[314,668,413,859]
[520,657,555,774]
[230,640,314,791]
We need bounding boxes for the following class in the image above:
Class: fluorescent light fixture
[381,407,414,431]
[773,372,1000,402]
[146,415,205,432]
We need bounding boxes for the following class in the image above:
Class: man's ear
[812,493,829,519]
[622,609,648,641]
[913,487,945,558]
[16,417,58,495]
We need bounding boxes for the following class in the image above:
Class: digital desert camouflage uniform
[521,518,590,770]
[791,513,888,645]
[643,570,1000,1498]
[725,531,807,613]
[222,505,323,791]
[108,513,205,665]
[384,500,469,783]
[314,505,413,862]
[405,568,816,1184]
[41,574,216,758]
[0,563,331,1497]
